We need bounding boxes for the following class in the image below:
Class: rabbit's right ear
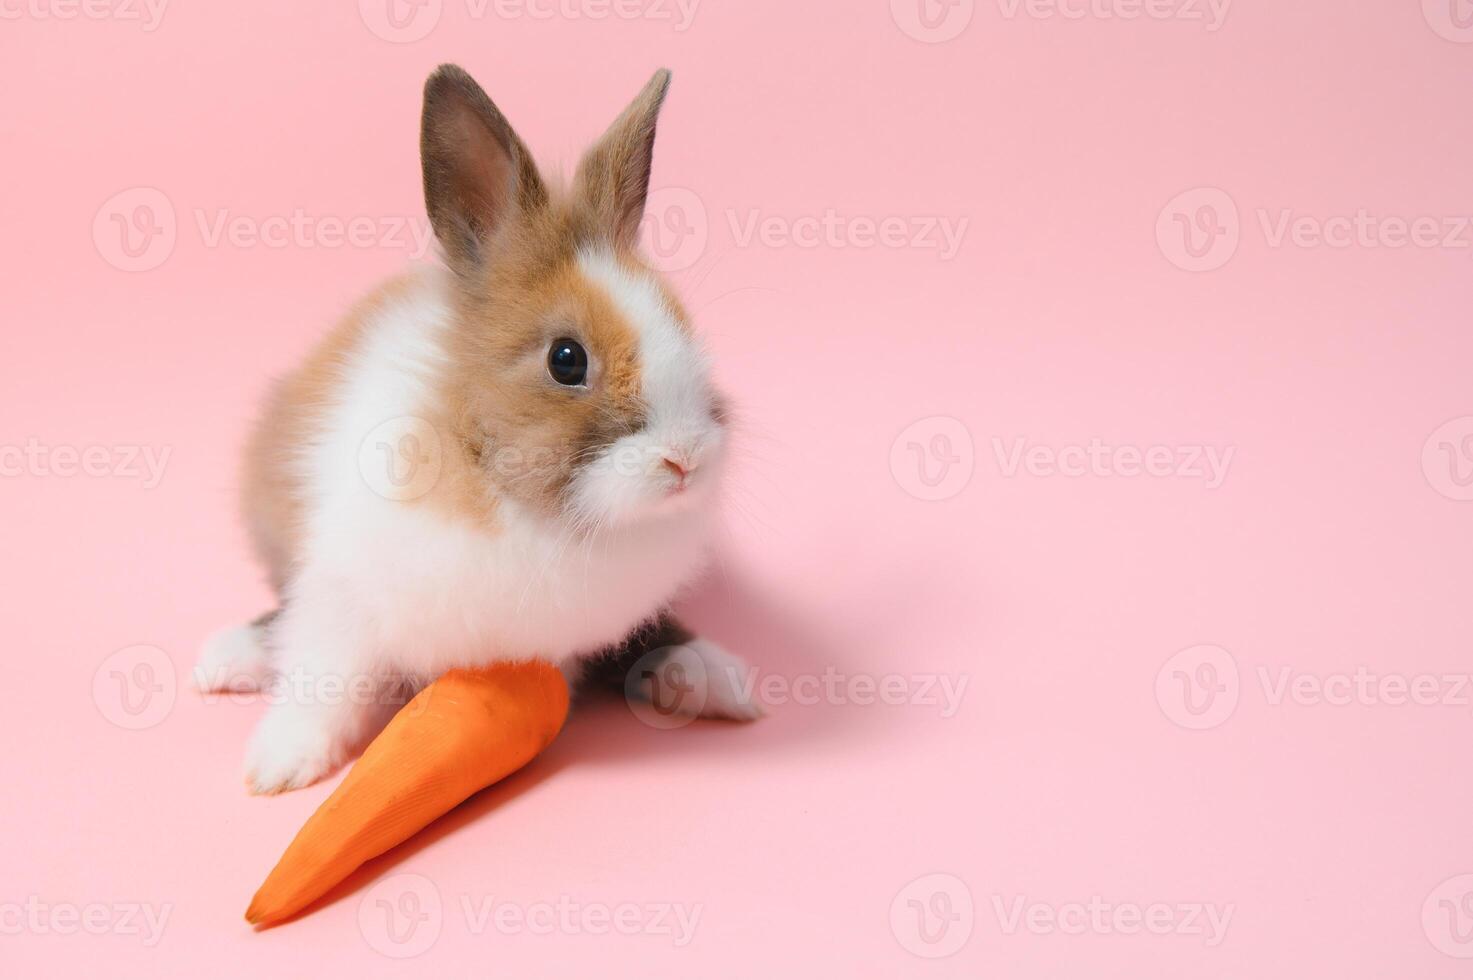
[421,65,547,277]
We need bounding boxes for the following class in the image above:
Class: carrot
[245,660,569,927]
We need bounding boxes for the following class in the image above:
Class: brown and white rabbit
[196,65,759,795]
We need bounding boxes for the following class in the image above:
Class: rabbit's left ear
[574,69,672,247]
[421,64,546,277]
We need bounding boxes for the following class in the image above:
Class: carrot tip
[244,660,570,929]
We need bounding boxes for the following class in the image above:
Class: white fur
[230,263,747,794]
[194,623,271,693]
[567,248,726,524]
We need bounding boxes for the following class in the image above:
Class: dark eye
[547,338,588,386]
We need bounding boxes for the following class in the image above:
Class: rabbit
[195,65,761,795]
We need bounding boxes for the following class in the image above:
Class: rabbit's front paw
[243,710,343,795]
[641,639,766,722]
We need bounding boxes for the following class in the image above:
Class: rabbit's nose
[662,456,690,484]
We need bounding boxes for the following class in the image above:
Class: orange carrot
[246,660,569,927]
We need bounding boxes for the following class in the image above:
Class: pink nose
[662,457,690,483]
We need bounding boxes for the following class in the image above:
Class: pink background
[3,0,1473,976]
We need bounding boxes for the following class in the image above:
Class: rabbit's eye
[547,339,588,386]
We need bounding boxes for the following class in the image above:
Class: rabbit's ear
[574,69,672,247]
[421,64,547,276]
